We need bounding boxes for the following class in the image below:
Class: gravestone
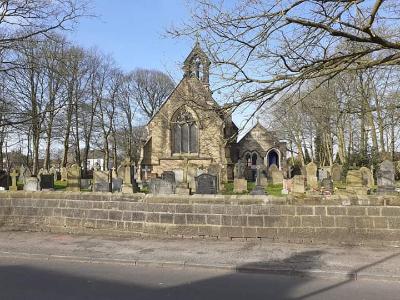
[268,164,283,185]
[173,169,184,184]
[174,165,195,195]
[321,178,334,194]
[186,165,197,189]
[24,177,39,191]
[268,164,278,175]
[162,171,176,193]
[80,179,92,190]
[306,162,318,190]
[346,170,368,195]
[61,167,68,181]
[40,174,54,191]
[208,163,222,190]
[318,168,329,182]
[258,165,268,186]
[67,164,81,192]
[143,165,151,181]
[0,171,10,190]
[346,170,363,186]
[244,167,255,181]
[234,159,246,179]
[19,165,26,184]
[377,160,395,194]
[282,178,293,194]
[233,178,247,193]
[118,158,138,194]
[9,169,18,191]
[250,166,266,195]
[25,167,32,178]
[49,166,57,183]
[359,167,374,188]
[93,170,110,192]
[331,164,342,182]
[149,178,174,194]
[195,174,218,194]
[112,177,123,192]
[292,175,306,194]
[239,160,246,179]
[271,170,283,185]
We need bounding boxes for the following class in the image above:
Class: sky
[67,0,256,135]
[68,0,193,80]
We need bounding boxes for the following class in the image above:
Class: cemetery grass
[17,181,24,190]
[55,181,67,190]
[266,184,283,197]
[223,182,283,196]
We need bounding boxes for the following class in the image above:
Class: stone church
[138,42,286,191]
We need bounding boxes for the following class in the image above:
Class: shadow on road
[0,250,399,300]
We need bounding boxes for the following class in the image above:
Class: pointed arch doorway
[266,149,280,169]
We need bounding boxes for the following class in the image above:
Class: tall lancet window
[172,108,198,154]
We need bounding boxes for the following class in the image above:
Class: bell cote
[183,40,211,85]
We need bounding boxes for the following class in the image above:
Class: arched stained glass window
[189,123,197,153]
[172,108,198,154]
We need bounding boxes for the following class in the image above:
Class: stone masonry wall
[1,192,400,246]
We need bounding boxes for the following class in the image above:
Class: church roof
[237,121,279,143]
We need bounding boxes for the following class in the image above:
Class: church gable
[141,41,236,175]
[237,122,287,170]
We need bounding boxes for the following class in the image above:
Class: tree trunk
[74,94,81,167]
[0,132,4,170]
[62,81,74,167]
[337,125,347,164]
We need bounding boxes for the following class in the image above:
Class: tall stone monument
[306,162,318,190]
[119,158,137,194]
[67,164,81,192]
[250,165,266,195]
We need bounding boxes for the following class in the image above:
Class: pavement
[1,231,400,282]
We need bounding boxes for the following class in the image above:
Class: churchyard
[0,158,398,199]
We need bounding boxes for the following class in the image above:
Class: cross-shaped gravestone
[10,169,18,191]
[143,165,150,180]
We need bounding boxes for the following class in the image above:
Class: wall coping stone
[0,191,399,206]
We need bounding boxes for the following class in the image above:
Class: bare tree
[0,0,87,72]
[170,0,400,111]
[128,69,174,119]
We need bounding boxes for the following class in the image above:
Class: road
[0,257,399,300]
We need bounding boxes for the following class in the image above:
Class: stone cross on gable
[10,169,18,191]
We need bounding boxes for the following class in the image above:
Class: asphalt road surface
[1,257,400,300]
